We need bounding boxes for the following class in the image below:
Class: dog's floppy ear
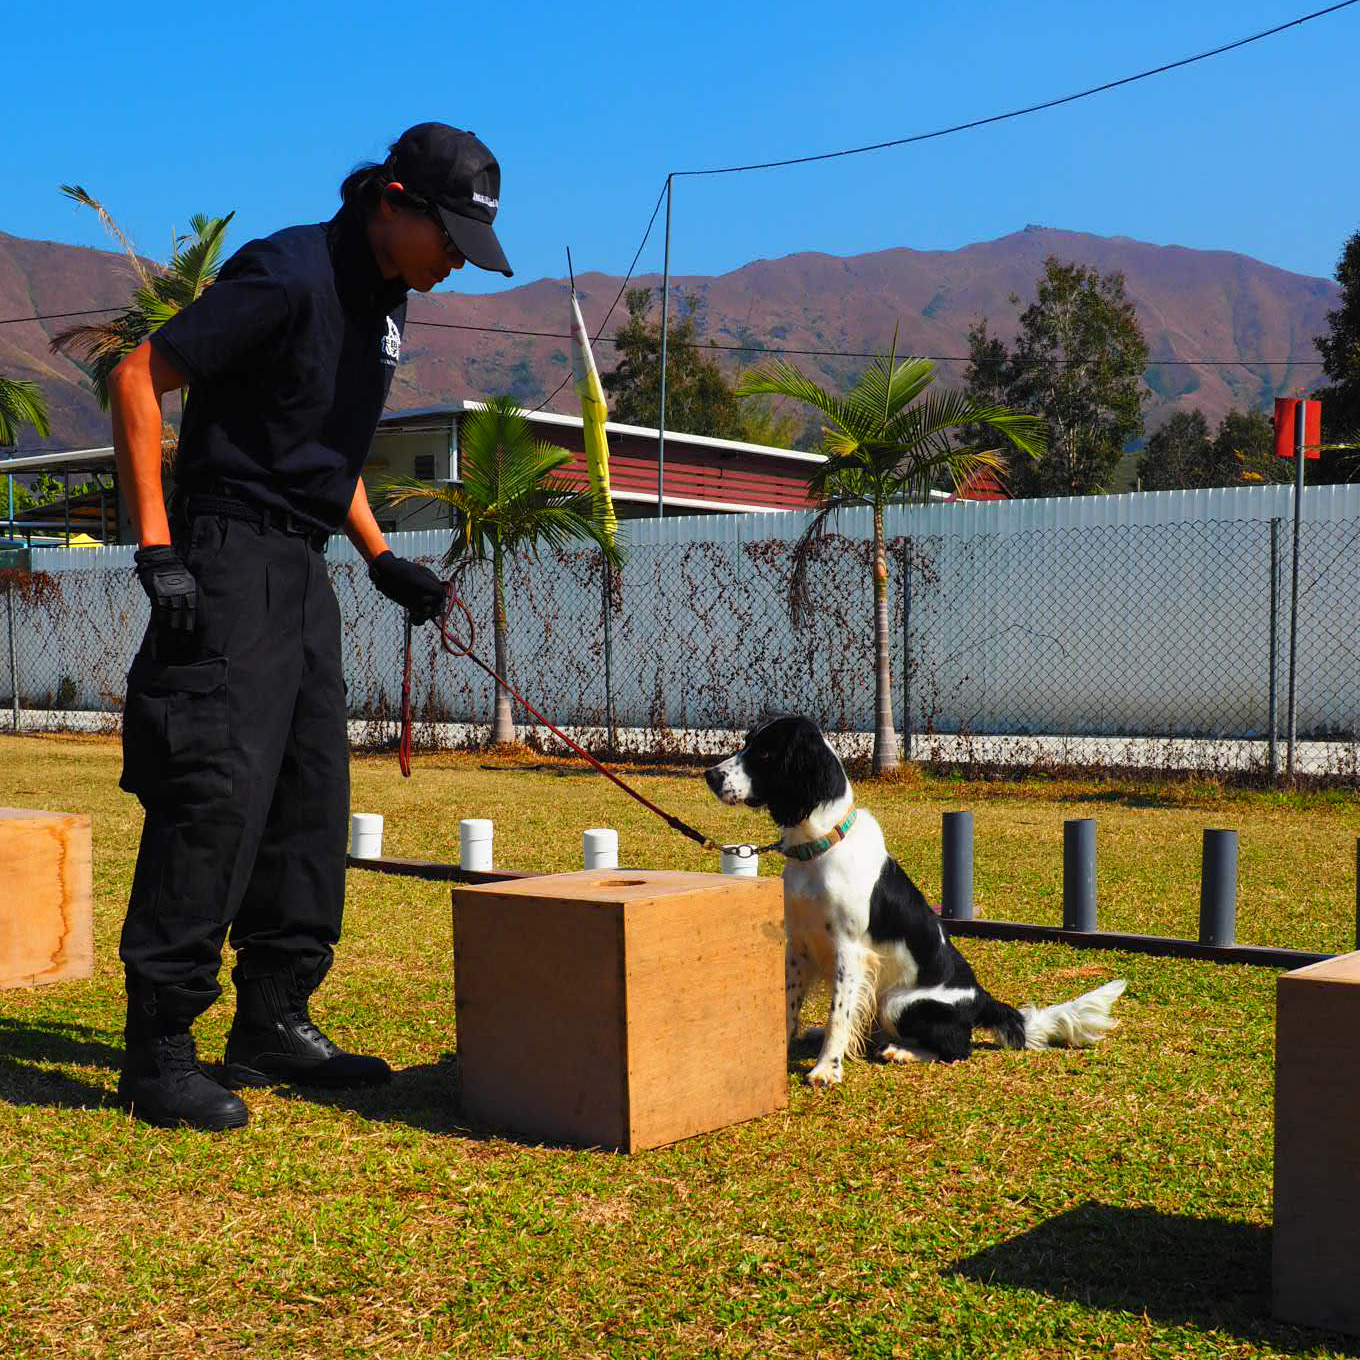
[745,709,792,749]
[764,716,847,825]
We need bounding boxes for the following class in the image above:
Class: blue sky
[8,0,1359,299]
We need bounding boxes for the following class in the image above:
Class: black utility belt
[179,494,331,551]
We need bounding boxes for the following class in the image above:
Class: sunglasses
[411,198,461,260]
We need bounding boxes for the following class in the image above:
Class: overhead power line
[402,316,1321,367]
[526,178,670,415]
[673,0,1360,177]
[0,307,122,325]
[2,301,1321,367]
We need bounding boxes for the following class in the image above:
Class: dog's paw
[880,1043,936,1064]
[807,1058,843,1088]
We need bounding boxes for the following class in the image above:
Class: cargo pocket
[120,652,233,807]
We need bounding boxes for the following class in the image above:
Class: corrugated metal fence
[4,483,1359,768]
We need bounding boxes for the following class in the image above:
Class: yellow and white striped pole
[570,290,617,544]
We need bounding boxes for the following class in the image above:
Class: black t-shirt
[151,203,408,532]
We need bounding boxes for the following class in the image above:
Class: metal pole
[6,581,18,734]
[1199,829,1238,947]
[902,538,913,762]
[657,174,673,520]
[941,811,973,921]
[1286,401,1305,779]
[602,554,615,761]
[1269,518,1279,780]
[64,470,71,546]
[1063,819,1098,932]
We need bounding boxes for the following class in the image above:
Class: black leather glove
[134,545,196,633]
[369,551,446,625]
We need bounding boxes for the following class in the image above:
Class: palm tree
[376,396,625,745]
[737,335,1045,773]
[1,376,51,525]
[49,185,233,410]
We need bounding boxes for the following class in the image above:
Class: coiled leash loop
[399,583,753,856]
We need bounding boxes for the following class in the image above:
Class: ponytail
[340,157,395,214]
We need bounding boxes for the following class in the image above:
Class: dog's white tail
[1019,978,1126,1050]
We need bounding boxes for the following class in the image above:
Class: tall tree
[603,288,745,439]
[50,186,233,409]
[1211,408,1287,486]
[1137,407,1285,490]
[1314,227,1360,482]
[965,257,1148,497]
[1137,410,1210,491]
[376,397,624,745]
[738,337,1045,773]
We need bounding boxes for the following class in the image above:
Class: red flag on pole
[1274,398,1321,460]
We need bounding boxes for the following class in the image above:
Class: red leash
[398,585,724,853]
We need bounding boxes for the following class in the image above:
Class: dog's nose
[704,767,723,792]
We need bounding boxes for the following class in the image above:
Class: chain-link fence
[4,513,1359,777]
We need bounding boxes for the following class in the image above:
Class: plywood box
[1274,950,1360,1335]
[0,808,94,990]
[452,869,787,1152]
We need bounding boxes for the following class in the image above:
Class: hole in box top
[597,878,647,888]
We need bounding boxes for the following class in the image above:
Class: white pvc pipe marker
[460,818,494,872]
[721,844,759,877]
[350,813,383,859]
[583,828,619,869]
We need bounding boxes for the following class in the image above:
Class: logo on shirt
[381,316,401,367]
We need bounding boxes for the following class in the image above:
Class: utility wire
[403,317,1321,367]
[2,303,1323,367]
[673,0,1360,177]
[0,307,122,325]
[525,178,671,414]
[9,3,1356,350]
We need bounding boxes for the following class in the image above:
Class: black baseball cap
[390,123,512,277]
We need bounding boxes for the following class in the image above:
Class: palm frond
[787,503,849,627]
[847,351,936,431]
[0,376,52,445]
[735,360,871,443]
[885,390,1047,462]
[60,184,157,288]
[164,215,234,306]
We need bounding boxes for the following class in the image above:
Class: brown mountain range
[0,223,1337,454]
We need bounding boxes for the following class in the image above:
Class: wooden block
[452,868,787,1152]
[0,807,94,990]
[1273,950,1360,1335]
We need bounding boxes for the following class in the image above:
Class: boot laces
[285,996,338,1055]
[158,1031,207,1081]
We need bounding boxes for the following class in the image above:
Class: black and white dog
[705,715,1125,1087]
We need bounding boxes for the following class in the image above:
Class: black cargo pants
[119,505,349,1018]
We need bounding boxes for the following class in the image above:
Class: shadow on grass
[0,1018,120,1111]
[260,1052,559,1146]
[949,1201,1359,1355]
[266,1050,791,1152]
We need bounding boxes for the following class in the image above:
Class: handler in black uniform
[108,123,513,1130]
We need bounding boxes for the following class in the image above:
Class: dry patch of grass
[1,735,1357,1358]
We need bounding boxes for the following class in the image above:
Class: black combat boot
[118,983,249,1131]
[223,960,392,1089]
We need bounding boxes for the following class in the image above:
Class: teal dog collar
[784,808,858,862]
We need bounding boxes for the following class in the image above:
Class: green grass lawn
[2,733,1359,1359]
